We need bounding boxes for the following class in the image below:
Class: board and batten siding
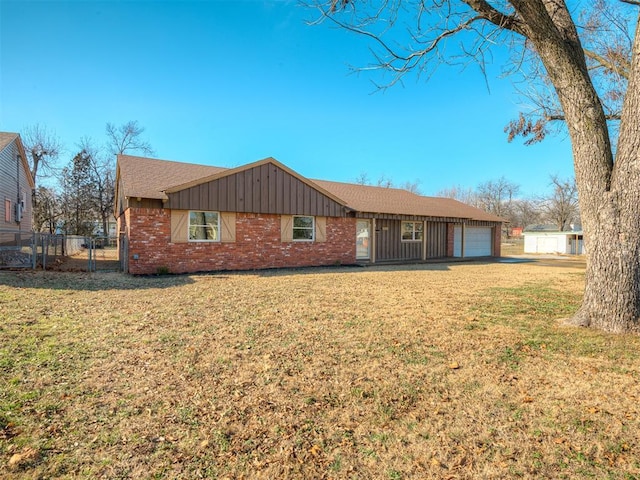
[425,222,448,258]
[165,163,346,217]
[375,219,422,261]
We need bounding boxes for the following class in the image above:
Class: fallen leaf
[448,361,460,370]
[309,444,322,457]
[7,447,39,469]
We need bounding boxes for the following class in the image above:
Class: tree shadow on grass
[0,269,199,291]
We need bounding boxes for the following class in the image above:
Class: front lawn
[1,261,638,479]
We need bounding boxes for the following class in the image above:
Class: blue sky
[0,0,574,197]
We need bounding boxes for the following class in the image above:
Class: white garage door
[453,226,493,257]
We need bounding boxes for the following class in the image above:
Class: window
[188,211,220,241]
[402,221,423,241]
[293,215,314,241]
[4,199,11,223]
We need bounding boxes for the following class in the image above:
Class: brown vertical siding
[374,219,422,261]
[375,219,393,261]
[425,222,448,258]
[236,174,245,212]
[166,162,345,217]
[371,219,451,261]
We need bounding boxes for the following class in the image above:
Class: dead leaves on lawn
[7,447,39,470]
[1,264,639,479]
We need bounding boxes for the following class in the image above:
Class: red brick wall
[125,208,356,275]
[493,225,502,257]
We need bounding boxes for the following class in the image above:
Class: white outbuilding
[523,228,584,255]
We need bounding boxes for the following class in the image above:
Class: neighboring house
[115,155,503,274]
[523,224,584,255]
[0,132,34,233]
[510,226,524,238]
[91,219,118,237]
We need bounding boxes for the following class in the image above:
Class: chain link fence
[0,230,35,269]
[0,230,120,272]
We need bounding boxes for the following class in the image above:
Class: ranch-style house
[115,155,503,274]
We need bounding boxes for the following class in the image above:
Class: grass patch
[471,283,581,322]
[0,263,639,478]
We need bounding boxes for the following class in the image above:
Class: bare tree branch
[105,120,154,156]
[461,0,524,34]
[584,47,630,79]
[22,124,63,185]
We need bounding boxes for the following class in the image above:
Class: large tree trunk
[574,13,640,333]
[514,2,640,333]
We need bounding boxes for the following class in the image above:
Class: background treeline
[23,120,578,237]
[23,121,152,236]
[355,173,580,233]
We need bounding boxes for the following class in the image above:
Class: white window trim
[293,215,315,242]
[188,210,221,242]
[401,221,423,242]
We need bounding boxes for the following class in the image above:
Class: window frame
[188,210,220,242]
[401,221,424,242]
[292,215,315,242]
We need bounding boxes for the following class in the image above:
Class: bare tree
[315,1,640,332]
[476,177,520,219]
[59,149,99,236]
[505,0,632,145]
[511,198,542,229]
[77,138,116,237]
[105,120,154,156]
[21,124,62,186]
[400,179,422,194]
[539,175,580,231]
[354,172,420,193]
[33,186,61,233]
[376,174,394,188]
[436,185,479,207]
[354,172,370,185]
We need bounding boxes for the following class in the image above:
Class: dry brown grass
[1,260,639,479]
[48,247,120,272]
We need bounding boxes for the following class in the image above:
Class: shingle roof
[117,154,226,200]
[0,132,35,188]
[0,132,19,151]
[313,179,503,222]
[116,155,502,222]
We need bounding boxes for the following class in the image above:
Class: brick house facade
[122,208,356,275]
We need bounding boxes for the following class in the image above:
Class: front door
[356,220,371,260]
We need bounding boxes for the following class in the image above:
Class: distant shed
[523,230,584,255]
